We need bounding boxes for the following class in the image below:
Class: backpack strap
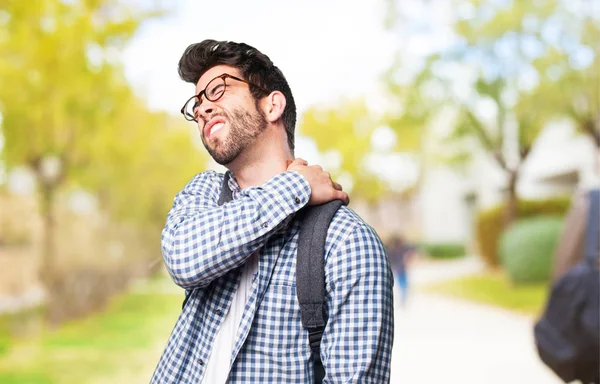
[584,188,600,266]
[296,199,343,384]
[182,173,233,309]
[218,172,234,206]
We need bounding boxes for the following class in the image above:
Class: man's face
[194,65,268,165]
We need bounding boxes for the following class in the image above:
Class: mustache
[201,111,228,126]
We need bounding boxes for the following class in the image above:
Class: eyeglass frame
[180,73,269,122]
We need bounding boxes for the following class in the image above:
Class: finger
[292,158,308,166]
[288,158,308,170]
[333,182,343,191]
[336,191,350,205]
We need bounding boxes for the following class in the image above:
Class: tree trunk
[32,162,63,326]
[503,169,519,228]
[39,182,57,288]
[582,118,600,149]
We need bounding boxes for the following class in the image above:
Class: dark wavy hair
[178,39,297,152]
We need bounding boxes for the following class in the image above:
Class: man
[151,39,394,383]
[386,235,416,308]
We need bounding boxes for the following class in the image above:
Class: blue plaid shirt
[151,170,394,383]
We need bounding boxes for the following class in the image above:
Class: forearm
[162,171,310,289]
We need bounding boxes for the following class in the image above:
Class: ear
[261,91,286,123]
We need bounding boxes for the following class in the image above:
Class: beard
[201,102,268,165]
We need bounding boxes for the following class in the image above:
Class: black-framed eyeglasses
[180,73,268,122]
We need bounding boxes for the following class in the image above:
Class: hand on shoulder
[286,158,350,206]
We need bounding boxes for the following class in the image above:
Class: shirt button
[262,222,269,228]
[216,309,223,316]
[198,358,204,366]
[295,196,301,204]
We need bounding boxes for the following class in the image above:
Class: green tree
[382,57,444,198]
[384,0,599,224]
[299,99,389,202]
[449,0,600,148]
[0,0,162,286]
[445,77,541,225]
[84,98,205,223]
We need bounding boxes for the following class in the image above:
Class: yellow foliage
[299,99,388,202]
[0,0,205,228]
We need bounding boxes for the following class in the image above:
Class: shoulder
[324,206,389,276]
[173,170,225,204]
[326,205,383,249]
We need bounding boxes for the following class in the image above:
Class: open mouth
[209,122,225,136]
[204,117,227,139]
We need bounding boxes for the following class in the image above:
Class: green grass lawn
[422,271,551,317]
[0,280,182,384]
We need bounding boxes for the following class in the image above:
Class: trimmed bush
[421,243,466,259]
[499,216,563,285]
[475,197,571,267]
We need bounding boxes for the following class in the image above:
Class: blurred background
[0,0,598,383]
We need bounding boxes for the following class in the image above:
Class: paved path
[409,254,486,286]
[389,257,562,384]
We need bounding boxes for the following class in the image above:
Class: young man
[151,39,394,383]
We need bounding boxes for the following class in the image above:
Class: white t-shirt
[201,251,259,384]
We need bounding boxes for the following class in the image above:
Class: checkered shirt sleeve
[161,170,311,289]
[321,220,395,383]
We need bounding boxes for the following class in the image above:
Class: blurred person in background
[386,234,417,308]
[535,152,599,384]
[551,188,592,282]
[552,153,600,282]
[150,40,394,384]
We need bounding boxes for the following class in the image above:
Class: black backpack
[182,173,341,384]
[534,188,600,384]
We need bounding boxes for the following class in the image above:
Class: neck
[226,125,293,189]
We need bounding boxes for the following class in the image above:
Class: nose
[197,100,217,123]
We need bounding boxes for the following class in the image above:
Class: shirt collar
[226,170,242,197]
